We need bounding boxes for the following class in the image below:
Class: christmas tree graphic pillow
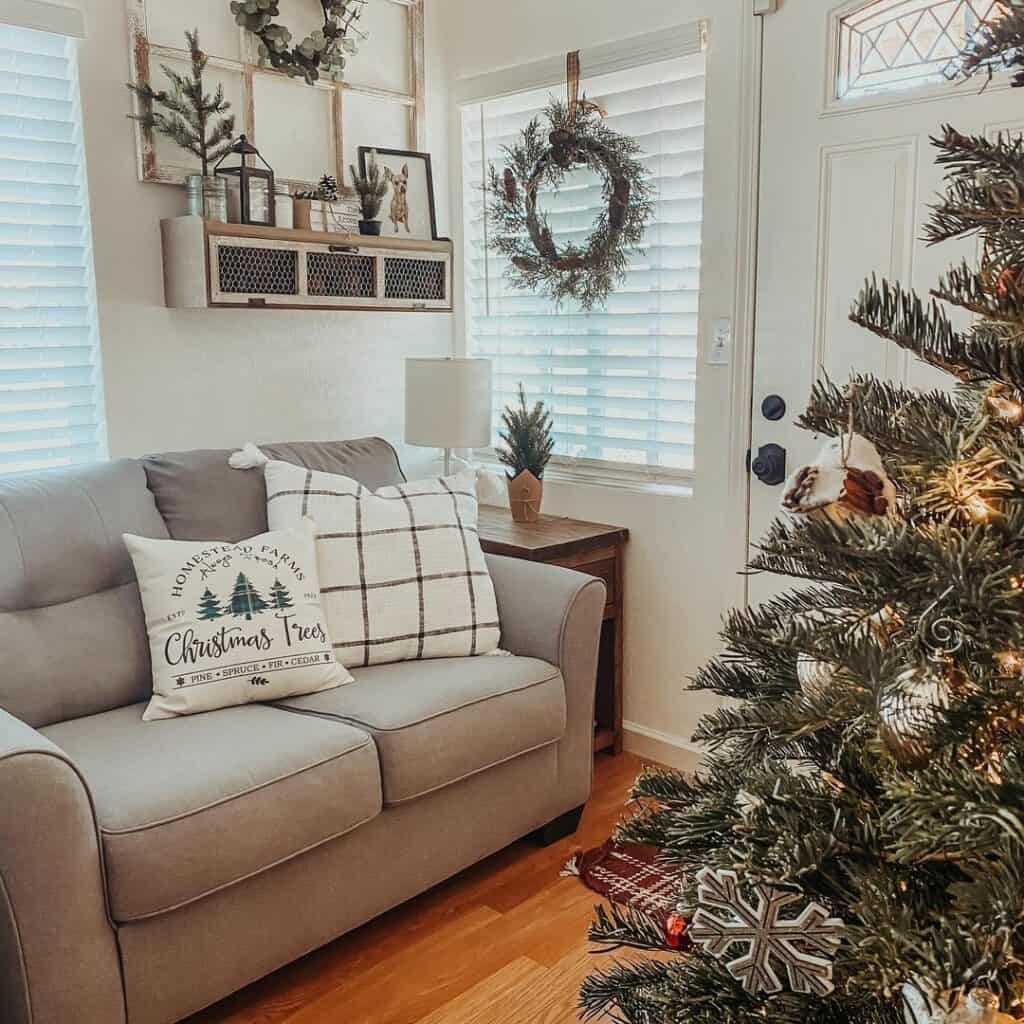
[124,520,352,721]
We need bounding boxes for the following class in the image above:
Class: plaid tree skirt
[562,841,687,940]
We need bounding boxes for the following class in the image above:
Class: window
[462,49,705,484]
[0,24,105,474]
[836,0,1002,101]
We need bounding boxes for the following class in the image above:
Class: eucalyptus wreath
[487,99,653,310]
[231,0,368,85]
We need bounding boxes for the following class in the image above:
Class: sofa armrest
[486,555,607,810]
[0,710,125,1024]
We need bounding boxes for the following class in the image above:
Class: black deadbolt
[761,394,786,421]
[751,443,787,486]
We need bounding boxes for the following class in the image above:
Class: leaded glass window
[836,0,1002,101]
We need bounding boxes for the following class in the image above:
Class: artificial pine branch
[127,29,235,177]
[957,1,1024,87]
[496,382,555,478]
[589,903,678,954]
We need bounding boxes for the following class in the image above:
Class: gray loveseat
[0,438,605,1024]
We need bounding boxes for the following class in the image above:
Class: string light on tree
[995,650,1024,677]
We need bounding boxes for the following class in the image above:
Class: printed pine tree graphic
[197,588,223,621]
[269,578,294,611]
[228,573,268,620]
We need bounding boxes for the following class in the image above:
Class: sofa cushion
[266,462,501,668]
[143,438,406,543]
[41,703,381,922]
[124,523,352,721]
[0,459,169,728]
[276,656,566,805]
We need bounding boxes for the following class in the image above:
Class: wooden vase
[507,470,543,523]
[293,198,312,231]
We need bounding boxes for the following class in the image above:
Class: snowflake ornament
[690,867,843,996]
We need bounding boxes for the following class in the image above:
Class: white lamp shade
[404,358,493,449]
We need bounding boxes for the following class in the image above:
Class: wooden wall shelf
[160,217,453,313]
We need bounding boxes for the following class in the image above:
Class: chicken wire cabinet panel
[160,217,452,311]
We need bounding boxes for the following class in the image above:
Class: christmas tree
[228,573,268,620]
[127,29,235,178]
[583,9,1024,1024]
[269,578,294,612]
[197,588,222,621]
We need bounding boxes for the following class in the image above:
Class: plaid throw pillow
[265,461,501,668]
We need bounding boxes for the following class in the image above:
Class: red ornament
[666,913,688,949]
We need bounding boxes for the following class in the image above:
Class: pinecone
[317,174,339,202]
[553,255,588,272]
[538,227,557,259]
[551,145,575,170]
[842,467,889,516]
[503,168,518,204]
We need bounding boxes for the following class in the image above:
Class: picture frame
[360,147,438,241]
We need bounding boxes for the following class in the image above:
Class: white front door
[748,0,1019,600]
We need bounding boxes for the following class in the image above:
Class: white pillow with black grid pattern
[264,461,501,668]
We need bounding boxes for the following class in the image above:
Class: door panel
[749,0,1019,602]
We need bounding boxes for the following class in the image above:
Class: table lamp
[405,358,493,476]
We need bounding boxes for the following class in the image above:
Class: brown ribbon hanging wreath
[486,52,654,310]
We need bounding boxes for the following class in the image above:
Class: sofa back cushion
[143,438,406,542]
[0,459,170,727]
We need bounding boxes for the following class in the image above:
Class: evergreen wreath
[231,0,368,85]
[486,96,653,311]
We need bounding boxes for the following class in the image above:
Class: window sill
[482,457,694,499]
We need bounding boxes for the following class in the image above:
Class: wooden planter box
[161,217,453,313]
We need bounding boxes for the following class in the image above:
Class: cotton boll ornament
[783,434,896,522]
[902,983,1017,1024]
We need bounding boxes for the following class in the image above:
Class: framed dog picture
[359,147,438,241]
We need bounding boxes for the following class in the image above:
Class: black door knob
[761,394,787,421]
[751,443,787,486]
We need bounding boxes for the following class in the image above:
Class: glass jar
[274,186,294,230]
[184,175,227,222]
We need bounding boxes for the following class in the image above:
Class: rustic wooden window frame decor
[126,0,426,193]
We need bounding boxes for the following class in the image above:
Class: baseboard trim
[622,721,705,773]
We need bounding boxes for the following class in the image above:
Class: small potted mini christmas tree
[127,29,235,218]
[497,383,554,522]
[348,151,388,235]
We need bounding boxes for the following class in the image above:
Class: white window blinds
[462,51,705,481]
[0,22,105,474]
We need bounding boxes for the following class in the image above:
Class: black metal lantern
[214,135,276,227]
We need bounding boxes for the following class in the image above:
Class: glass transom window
[836,0,1002,101]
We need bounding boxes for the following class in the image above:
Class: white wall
[76,0,453,462]
[438,0,760,766]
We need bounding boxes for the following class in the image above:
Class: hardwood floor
[186,752,650,1024]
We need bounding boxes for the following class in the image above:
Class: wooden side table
[477,506,628,755]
